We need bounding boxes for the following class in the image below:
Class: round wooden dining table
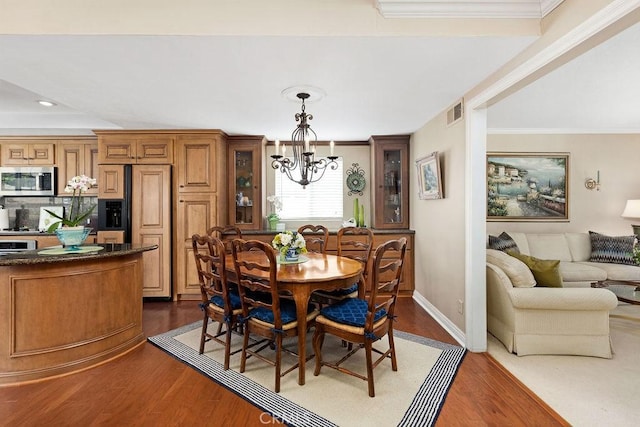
[226,251,363,385]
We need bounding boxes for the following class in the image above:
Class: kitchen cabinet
[97,164,125,199]
[1,141,55,166]
[173,131,227,300]
[56,139,99,195]
[131,164,172,298]
[227,136,263,230]
[97,230,125,244]
[370,135,410,229]
[95,131,174,164]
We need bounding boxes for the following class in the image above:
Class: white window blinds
[275,158,344,220]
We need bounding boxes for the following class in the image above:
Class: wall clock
[346,163,366,196]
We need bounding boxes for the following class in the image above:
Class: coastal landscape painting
[487,153,569,221]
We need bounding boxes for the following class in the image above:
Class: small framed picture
[416,151,443,200]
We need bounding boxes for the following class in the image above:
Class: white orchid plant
[45,175,96,232]
[267,194,282,222]
[272,230,307,256]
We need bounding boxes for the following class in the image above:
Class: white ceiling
[0,1,636,141]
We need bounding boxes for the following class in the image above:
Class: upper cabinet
[56,139,99,195]
[227,136,264,230]
[174,132,226,193]
[370,134,410,229]
[95,131,174,164]
[1,141,55,166]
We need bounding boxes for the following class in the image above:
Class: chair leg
[388,327,398,371]
[240,326,250,373]
[312,326,325,376]
[364,340,375,397]
[199,315,208,354]
[275,334,283,393]
[223,321,232,370]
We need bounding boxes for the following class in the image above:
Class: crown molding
[376,0,565,19]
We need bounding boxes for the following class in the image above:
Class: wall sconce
[585,170,600,191]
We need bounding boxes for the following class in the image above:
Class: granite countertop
[242,228,415,235]
[0,230,98,236]
[0,243,157,266]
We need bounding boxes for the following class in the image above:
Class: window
[275,158,343,219]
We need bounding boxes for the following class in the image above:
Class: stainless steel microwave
[0,166,56,196]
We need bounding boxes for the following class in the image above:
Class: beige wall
[487,133,640,236]
[411,110,466,331]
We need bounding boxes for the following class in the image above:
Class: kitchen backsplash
[0,196,98,231]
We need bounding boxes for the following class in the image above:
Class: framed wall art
[416,151,443,200]
[487,152,569,222]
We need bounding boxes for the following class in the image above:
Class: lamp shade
[621,200,640,219]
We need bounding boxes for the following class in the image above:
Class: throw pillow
[588,231,636,266]
[486,249,536,288]
[507,252,563,288]
[487,232,520,254]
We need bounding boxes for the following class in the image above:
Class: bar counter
[0,244,157,386]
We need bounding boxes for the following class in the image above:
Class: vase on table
[55,226,91,250]
[283,247,299,262]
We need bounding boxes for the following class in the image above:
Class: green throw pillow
[507,252,563,288]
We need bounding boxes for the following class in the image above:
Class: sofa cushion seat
[576,261,640,281]
[559,261,607,282]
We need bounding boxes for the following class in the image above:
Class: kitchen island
[0,243,157,386]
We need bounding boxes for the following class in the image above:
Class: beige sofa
[486,231,630,358]
[502,232,640,287]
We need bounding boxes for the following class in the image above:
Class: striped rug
[148,321,465,427]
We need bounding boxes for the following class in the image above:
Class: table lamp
[620,200,640,235]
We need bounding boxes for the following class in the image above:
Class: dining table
[226,251,364,385]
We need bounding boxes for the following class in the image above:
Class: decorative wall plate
[346,163,366,196]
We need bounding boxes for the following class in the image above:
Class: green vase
[268,216,279,231]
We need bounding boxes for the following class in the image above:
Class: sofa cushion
[578,261,640,281]
[565,232,592,262]
[526,234,573,262]
[508,252,563,288]
[487,232,520,253]
[560,261,607,282]
[589,231,636,265]
[487,249,536,288]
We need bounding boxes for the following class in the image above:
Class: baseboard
[412,291,466,348]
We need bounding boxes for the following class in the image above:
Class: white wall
[411,110,467,332]
[487,133,640,236]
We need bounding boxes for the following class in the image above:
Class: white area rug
[149,321,465,427]
[488,304,640,426]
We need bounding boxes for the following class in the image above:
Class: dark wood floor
[0,298,568,426]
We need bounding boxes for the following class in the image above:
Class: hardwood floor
[0,298,568,426]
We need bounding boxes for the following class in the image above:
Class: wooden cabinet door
[175,193,218,296]
[98,136,136,164]
[97,230,125,244]
[136,136,174,164]
[174,134,222,193]
[1,142,55,165]
[227,136,263,230]
[131,164,172,297]
[370,135,410,229]
[98,164,125,199]
[57,141,99,195]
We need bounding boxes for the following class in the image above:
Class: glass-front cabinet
[227,136,263,230]
[370,135,410,229]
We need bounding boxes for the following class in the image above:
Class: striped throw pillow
[589,231,637,265]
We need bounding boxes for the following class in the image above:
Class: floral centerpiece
[266,194,282,230]
[272,230,307,261]
[45,174,96,233]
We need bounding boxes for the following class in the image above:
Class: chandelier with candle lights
[271,92,338,188]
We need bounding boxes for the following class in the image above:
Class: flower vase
[55,226,91,250]
[268,216,279,231]
[284,248,299,262]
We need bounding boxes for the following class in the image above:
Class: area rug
[148,321,466,427]
[487,303,640,426]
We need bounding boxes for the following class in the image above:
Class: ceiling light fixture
[271,92,337,188]
[37,100,56,107]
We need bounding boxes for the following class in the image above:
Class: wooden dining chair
[207,225,243,253]
[297,224,329,254]
[230,239,319,393]
[312,237,407,397]
[191,234,243,370]
[312,226,373,305]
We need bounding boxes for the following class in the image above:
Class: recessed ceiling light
[37,100,56,107]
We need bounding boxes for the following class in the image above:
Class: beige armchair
[487,256,618,358]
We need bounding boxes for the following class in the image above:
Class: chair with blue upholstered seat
[207,225,243,253]
[191,234,243,370]
[297,224,329,254]
[231,239,319,393]
[312,237,407,397]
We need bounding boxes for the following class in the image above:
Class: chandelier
[271,92,338,188]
